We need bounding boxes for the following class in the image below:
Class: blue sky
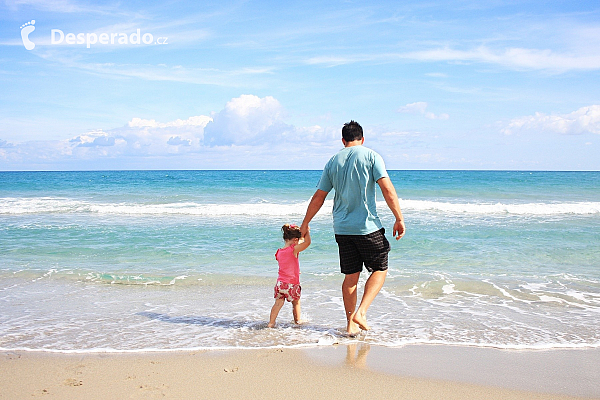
[1,0,599,170]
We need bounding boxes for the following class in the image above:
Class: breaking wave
[1,197,599,217]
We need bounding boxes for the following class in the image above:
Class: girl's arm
[293,229,311,257]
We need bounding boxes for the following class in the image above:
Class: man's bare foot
[267,322,275,328]
[294,319,305,325]
[352,312,371,331]
[346,319,361,336]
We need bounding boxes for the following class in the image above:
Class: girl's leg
[268,298,285,328]
[292,299,302,324]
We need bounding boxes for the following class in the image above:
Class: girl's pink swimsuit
[274,245,301,302]
[275,245,300,284]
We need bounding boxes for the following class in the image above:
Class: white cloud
[203,95,292,146]
[167,136,191,146]
[5,0,94,13]
[380,131,412,137]
[293,125,339,143]
[403,46,600,72]
[397,102,449,120]
[0,95,342,169]
[305,56,361,67]
[398,102,428,114]
[33,52,274,87]
[502,105,600,135]
[128,116,212,129]
[306,45,600,73]
[78,136,115,147]
[426,112,450,121]
[425,72,448,78]
[52,114,212,160]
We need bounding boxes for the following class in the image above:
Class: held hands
[294,224,311,255]
[300,224,310,239]
[393,219,406,240]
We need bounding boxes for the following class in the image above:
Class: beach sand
[1,345,598,399]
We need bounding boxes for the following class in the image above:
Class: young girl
[267,224,311,328]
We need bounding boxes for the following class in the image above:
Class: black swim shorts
[335,228,391,275]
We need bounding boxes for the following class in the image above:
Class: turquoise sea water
[0,170,599,352]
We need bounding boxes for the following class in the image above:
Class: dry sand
[1,345,598,399]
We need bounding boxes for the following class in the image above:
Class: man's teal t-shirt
[316,145,388,235]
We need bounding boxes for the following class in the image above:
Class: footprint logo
[20,20,35,50]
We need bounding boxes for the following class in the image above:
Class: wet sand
[1,344,598,399]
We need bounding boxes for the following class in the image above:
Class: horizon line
[1,169,599,173]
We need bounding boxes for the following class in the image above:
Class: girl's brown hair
[282,224,302,241]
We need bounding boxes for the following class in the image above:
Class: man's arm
[300,189,328,237]
[377,177,405,240]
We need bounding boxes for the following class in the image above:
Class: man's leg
[352,270,387,331]
[342,272,360,335]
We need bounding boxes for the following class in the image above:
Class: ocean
[0,170,599,352]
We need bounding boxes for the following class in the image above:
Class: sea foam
[1,197,599,216]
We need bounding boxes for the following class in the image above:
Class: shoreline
[1,344,598,399]
[2,340,600,353]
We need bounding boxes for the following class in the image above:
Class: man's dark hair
[342,120,363,142]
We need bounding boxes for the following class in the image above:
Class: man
[300,121,405,336]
